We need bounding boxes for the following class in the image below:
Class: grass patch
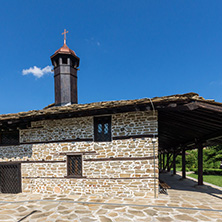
[188,173,222,187]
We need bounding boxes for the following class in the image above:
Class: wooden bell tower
[50,29,80,106]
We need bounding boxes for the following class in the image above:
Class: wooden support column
[159,154,162,170]
[173,150,176,175]
[162,153,165,171]
[198,143,203,185]
[182,148,186,179]
[167,153,170,172]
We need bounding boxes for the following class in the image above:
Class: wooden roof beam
[197,102,222,112]
[169,129,222,150]
[156,101,199,111]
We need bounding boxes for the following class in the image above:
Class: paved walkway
[0,173,221,221]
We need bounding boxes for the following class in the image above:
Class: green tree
[204,145,222,169]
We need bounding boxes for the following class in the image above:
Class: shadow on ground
[160,172,222,200]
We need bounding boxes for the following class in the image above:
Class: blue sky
[1,1,222,114]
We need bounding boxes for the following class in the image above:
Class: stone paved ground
[0,173,221,221]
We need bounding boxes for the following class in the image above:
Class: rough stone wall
[0,111,159,198]
[0,145,32,161]
[112,112,157,137]
[23,178,156,198]
[19,138,157,177]
[20,117,93,143]
[20,111,157,143]
[21,138,158,198]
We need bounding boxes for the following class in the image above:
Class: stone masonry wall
[0,111,158,198]
[20,116,93,143]
[20,111,157,143]
[112,112,157,137]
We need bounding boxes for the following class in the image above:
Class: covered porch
[157,93,222,185]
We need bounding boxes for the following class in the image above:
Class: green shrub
[172,146,222,171]
[194,169,222,175]
[189,167,197,172]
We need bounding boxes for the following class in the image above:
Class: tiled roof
[0,92,221,122]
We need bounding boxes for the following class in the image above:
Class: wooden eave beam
[160,111,220,131]
[186,109,222,125]
[169,129,222,151]
[159,121,205,138]
[172,111,222,128]
[197,101,222,113]
[155,101,199,111]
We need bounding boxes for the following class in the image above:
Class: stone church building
[1,34,222,199]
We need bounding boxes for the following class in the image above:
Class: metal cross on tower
[62,29,69,44]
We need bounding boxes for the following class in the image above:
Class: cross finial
[62,29,69,45]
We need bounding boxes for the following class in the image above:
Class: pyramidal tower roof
[51,43,77,58]
[50,29,78,59]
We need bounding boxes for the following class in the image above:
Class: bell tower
[50,29,80,106]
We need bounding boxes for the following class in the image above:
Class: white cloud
[209,81,222,86]
[22,65,53,78]
[85,37,101,47]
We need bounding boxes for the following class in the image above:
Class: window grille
[67,155,82,177]
[0,164,21,193]
[0,131,19,145]
[94,116,111,142]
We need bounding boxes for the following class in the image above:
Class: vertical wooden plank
[159,154,162,170]
[167,153,171,172]
[166,153,170,172]
[173,150,176,175]
[162,153,165,170]
[182,148,186,179]
[198,143,203,185]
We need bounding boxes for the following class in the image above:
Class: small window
[67,155,82,177]
[94,116,111,142]
[62,57,68,64]
[0,131,19,145]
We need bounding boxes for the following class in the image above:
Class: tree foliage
[172,145,222,170]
